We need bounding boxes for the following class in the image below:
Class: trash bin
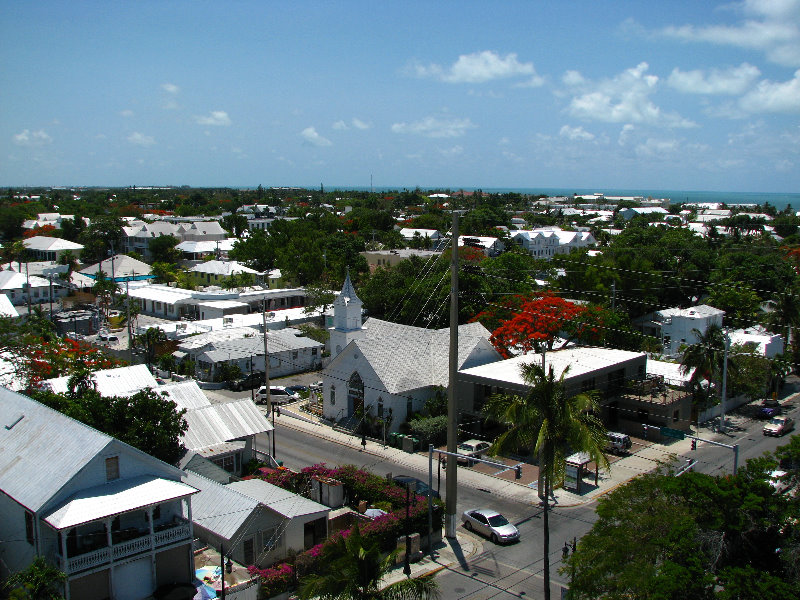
[411,437,420,451]
[389,432,399,447]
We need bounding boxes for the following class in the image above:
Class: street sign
[660,427,685,440]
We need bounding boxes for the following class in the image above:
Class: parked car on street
[393,475,440,499]
[757,398,781,419]
[97,330,119,342]
[256,385,301,405]
[456,439,491,464]
[605,432,632,455]
[230,372,263,391]
[310,380,323,392]
[462,509,520,544]
[286,384,308,396]
[764,416,795,437]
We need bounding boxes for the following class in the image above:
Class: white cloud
[127,132,155,146]
[659,0,800,67]
[391,116,476,138]
[567,62,695,128]
[332,120,348,130]
[559,125,595,141]
[562,70,586,86]
[635,137,680,158]
[438,145,464,157]
[161,83,180,94]
[414,50,539,84]
[13,129,52,146]
[739,69,800,113]
[618,123,635,146]
[352,117,370,130]
[120,109,135,118]
[300,127,332,147]
[194,111,232,126]
[668,63,761,94]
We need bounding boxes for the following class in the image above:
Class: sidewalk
[270,404,674,508]
[381,532,481,587]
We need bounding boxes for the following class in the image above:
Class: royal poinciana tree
[474,293,604,359]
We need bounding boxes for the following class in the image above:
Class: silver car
[462,508,520,544]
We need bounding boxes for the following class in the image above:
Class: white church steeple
[329,269,365,357]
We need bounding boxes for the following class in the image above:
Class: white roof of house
[23,236,84,251]
[127,283,196,304]
[183,472,259,540]
[43,364,158,397]
[229,479,329,519]
[181,399,273,453]
[458,235,500,249]
[155,380,212,410]
[647,359,694,385]
[80,254,152,278]
[43,474,197,530]
[197,300,250,310]
[399,228,440,238]
[657,304,725,319]
[190,260,263,276]
[329,318,496,394]
[0,270,52,290]
[175,239,236,253]
[198,329,323,363]
[0,293,19,317]
[0,387,114,512]
[459,347,646,387]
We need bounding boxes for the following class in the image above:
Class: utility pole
[719,332,730,433]
[126,271,135,363]
[262,302,274,456]
[445,210,461,538]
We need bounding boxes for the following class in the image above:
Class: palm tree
[763,286,800,347]
[484,361,609,600]
[680,324,728,408]
[298,523,439,600]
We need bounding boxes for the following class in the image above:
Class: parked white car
[764,416,795,437]
[462,508,520,544]
[256,385,300,406]
[456,439,491,464]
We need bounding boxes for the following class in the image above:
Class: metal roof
[183,472,260,540]
[459,347,646,387]
[43,474,197,530]
[0,387,113,512]
[23,236,84,251]
[181,399,272,452]
[326,318,496,394]
[228,479,329,519]
[156,380,212,411]
[44,364,157,397]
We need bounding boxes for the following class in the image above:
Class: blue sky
[2,1,799,192]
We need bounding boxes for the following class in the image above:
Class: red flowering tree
[486,293,600,359]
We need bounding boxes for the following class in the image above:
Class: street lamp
[403,480,417,578]
[262,304,275,457]
[382,407,393,449]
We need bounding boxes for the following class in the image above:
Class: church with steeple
[328,270,365,357]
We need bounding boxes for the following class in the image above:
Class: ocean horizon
[321,185,800,211]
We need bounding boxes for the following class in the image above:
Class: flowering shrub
[247,562,293,597]
[250,464,443,594]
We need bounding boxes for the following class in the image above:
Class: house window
[105,456,120,481]
[377,398,384,418]
[406,397,413,420]
[261,526,282,551]
[330,386,336,405]
[673,410,680,422]
[25,511,34,545]
[312,348,317,356]
[213,454,236,473]
[292,351,298,360]
[243,538,254,565]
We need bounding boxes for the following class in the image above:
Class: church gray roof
[335,318,496,394]
[336,270,361,305]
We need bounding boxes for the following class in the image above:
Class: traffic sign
[660,427,685,440]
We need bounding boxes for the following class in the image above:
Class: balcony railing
[64,519,191,574]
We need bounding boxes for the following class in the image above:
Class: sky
[2,0,799,193]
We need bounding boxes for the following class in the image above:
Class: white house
[458,235,504,257]
[0,388,197,600]
[398,228,443,242]
[189,260,264,286]
[184,473,328,568]
[648,304,726,356]
[619,207,669,221]
[729,325,785,358]
[23,236,84,262]
[321,318,500,430]
[510,228,596,260]
[122,221,227,259]
[0,269,67,306]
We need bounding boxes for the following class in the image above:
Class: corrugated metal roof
[228,479,329,519]
[327,318,495,394]
[183,472,258,540]
[44,364,157,397]
[181,399,272,452]
[0,387,113,512]
[156,380,212,411]
[43,474,197,529]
